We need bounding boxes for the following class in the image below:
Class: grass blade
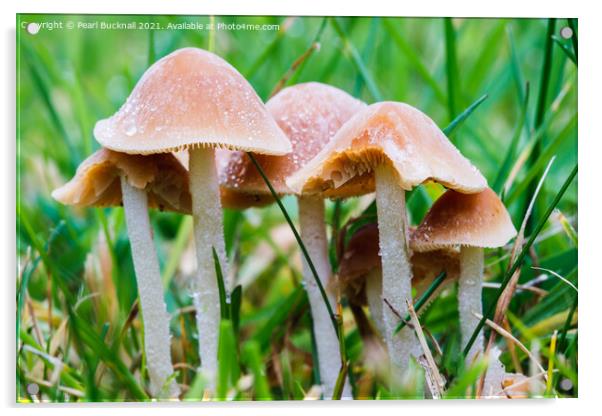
[444,357,488,399]
[552,35,577,65]
[246,153,338,333]
[526,18,556,229]
[331,360,349,400]
[463,164,577,357]
[216,319,237,400]
[286,17,328,88]
[492,83,530,194]
[395,271,446,334]
[442,94,488,138]
[331,18,383,102]
[567,18,578,62]
[147,26,156,66]
[212,247,229,321]
[230,284,243,336]
[243,341,272,400]
[444,18,460,121]
[505,113,576,205]
[383,18,446,104]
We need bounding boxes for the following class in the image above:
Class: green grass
[17,14,577,401]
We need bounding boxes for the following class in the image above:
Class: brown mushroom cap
[51,148,191,213]
[412,188,517,252]
[336,223,459,306]
[94,48,291,156]
[219,82,366,208]
[286,101,487,198]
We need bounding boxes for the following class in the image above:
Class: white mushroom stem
[298,195,351,399]
[374,164,418,377]
[458,246,485,364]
[365,269,385,339]
[188,147,229,388]
[120,177,180,399]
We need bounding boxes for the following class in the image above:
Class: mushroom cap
[286,101,487,198]
[94,47,292,156]
[51,148,191,213]
[220,82,366,208]
[336,222,459,306]
[412,188,517,252]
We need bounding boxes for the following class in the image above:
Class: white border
[3,1,600,415]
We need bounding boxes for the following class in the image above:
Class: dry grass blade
[490,156,555,336]
[269,42,321,98]
[406,300,445,398]
[531,267,578,293]
[475,312,547,378]
[493,370,548,397]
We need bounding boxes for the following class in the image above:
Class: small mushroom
[93,48,292,384]
[337,223,460,343]
[52,148,189,398]
[287,102,487,375]
[220,82,365,398]
[412,188,517,363]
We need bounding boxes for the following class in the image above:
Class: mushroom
[52,148,190,398]
[337,223,460,342]
[287,102,487,375]
[220,82,365,398]
[412,188,517,363]
[93,48,292,383]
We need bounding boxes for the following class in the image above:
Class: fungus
[412,188,517,363]
[93,48,291,384]
[220,82,365,398]
[287,102,487,375]
[52,148,189,398]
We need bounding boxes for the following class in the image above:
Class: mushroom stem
[365,269,385,340]
[120,176,180,398]
[458,246,485,364]
[374,164,417,376]
[298,195,351,399]
[188,147,229,387]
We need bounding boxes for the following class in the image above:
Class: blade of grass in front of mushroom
[444,17,461,122]
[394,271,447,334]
[331,17,383,102]
[216,319,238,400]
[407,300,445,398]
[463,164,577,358]
[246,153,338,332]
[332,360,349,400]
[212,247,230,321]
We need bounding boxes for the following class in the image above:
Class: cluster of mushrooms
[52,47,519,399]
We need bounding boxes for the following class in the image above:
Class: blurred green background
[17,15,577,401]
